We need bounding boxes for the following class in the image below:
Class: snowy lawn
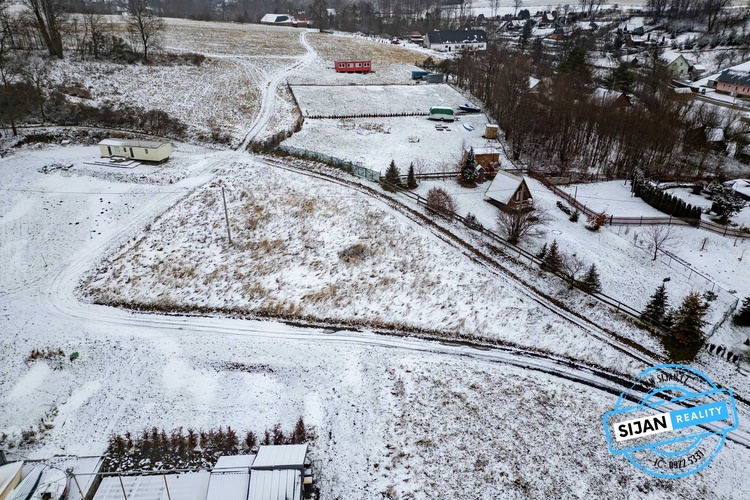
[284,114,495,172]
[78,157,640,372]
[406,176,750,360]
[291,83,474,117]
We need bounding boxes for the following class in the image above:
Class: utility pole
[221,186,232,245]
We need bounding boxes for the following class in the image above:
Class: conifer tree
[641,283,669,324]
[580,264,602,294]
[541,240,562,272]
[665,292,707,360]
[384,160,401,188]
[407,163,418,189]
[734,296,750,327]
[461,147,478,184]
[536,242,548,260]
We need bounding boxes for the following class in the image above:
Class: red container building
[334,60,372,73]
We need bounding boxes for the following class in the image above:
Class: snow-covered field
[291,84,473,117]
[75,156,640,374]
[3,12,750,499]
[285,114,493,172]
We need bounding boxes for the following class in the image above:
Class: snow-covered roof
[93,472,210,500]
[206,472,250,500]
[528,77,541,91]
[485,171,527,205]
[214,454,255,471]
[247,469,302,500]
[0,462,23,497]
[661,51,687,66]
[717,69,750,86]
[706,127,725,142]
[471,147,501,156]
[673,87,693,94]
[99,139,170,149]
[251,444,308,470]
[260,14,291,24]
[724,179,750,198]
[591,88,629,106]
[426,29,487,45]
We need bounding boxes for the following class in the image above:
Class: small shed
[484,171,533,210]
[465,146,501,171]
[426,73,444,83]
[248,445,309,500]
[484,124,499,139]
[98,139,172,162]
[428,106,455,121]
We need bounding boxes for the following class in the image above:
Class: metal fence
[275,144,380,181]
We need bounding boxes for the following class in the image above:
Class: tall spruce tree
[580,264,602,294]
[541,240,562,272]
[384,160,401,188]
[642,283,669,324]
[734,296,750,327]
[461,147,478,184]
[407,163,418,189]
[665,292,707,360]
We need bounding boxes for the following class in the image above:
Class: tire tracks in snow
[236,30,316,150]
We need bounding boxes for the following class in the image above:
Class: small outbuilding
[484,171,533,211]
[98,139,173,162]
[334,60,372,73]
[248,444,310,500]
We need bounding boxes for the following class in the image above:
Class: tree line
[444,39,736,180]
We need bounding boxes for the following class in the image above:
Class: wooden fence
[380,179,665,330]
[529,172,750,239]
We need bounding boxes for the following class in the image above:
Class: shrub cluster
[104,419,311,472]
[631,171,701,222]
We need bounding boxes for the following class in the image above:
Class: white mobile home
[98,139,173,162]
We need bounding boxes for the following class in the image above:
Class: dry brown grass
[307,33,433,65]
[101,16,305,57]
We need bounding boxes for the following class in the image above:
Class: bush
[426,187,456,218]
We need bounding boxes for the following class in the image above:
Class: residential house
[423,29,487,52]
[591,88,632,108]
[716,69,750,98]
[260,14,294,26]
[528,77,546,94]
[484,171,533,211]
[660,51,690,77]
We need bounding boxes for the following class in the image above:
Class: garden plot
[79,158,639,372]
[284,114,493,172]
[291,83,468,117]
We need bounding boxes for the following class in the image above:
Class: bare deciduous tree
[496,203,549,244]
[83,9,109,59]
[645,225,676,260]
[21,0,66,58]
[560,252,585,282]
[127,0,164,62]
